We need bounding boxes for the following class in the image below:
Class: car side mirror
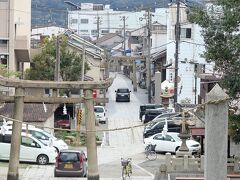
[115,90,117,92]
[130,91,131,92]
[171,139,174,142]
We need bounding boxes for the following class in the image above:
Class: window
[115,30,122,34]
[94,107,104,113]
[59,152,79,162]
[21,136,40,148]
[80,19,89,24]
[91,30,98,35]
[152,25,166,31]
[70,19,78,24]
[101,30,109,34]
[164,135,174,142]
[31,131,49,141]
[180,28,192,38]
[153,134,163,140]
[0,40,7,45]
[80,30,88,33]
[117,89,129,93]
[0,134,11,143]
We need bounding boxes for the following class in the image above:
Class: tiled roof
[94,33,122,44]
[0,103,58,122]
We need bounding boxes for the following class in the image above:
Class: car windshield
[145,119,165,129]
[59,152,79,162]
[117,89,129,93]
[94,107,104,113]
[140,104,163,111]
[41,131,57,140]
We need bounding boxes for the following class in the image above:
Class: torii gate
[0,77,112,180]
[110,56,145,92]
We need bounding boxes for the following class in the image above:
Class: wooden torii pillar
[0,77,112,180]
[110,56,145,91]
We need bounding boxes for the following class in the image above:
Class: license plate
[64,163,73,169]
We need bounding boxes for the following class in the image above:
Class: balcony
[14,36,30,62]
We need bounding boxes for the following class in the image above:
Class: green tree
[188,0,240,143]
[187,0,240,97]
[25,35,89,81]
[0,64,21,78]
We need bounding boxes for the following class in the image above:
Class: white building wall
[166,3,213,104]
[31,26,66,39]
[151,33,167,54]
[68,4,168,40]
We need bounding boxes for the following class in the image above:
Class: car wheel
[54,169,58,177]
[175,146,180,154]
[54,146,59,153]
[37,154,49,165]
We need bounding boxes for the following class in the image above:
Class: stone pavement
[0,144,158,180]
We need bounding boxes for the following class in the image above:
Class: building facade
[0,0,31,94]
[166,3,214,104]
[67,3,168,41]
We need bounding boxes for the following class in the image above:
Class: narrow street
[106,72,147,147]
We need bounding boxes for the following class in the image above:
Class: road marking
[132,161,154,179]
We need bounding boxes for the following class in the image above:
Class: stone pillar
[154,71,162,104]
[204,84,229,180]
[132,60,137,91]
[200,155,204,171]
[7,88,24,180]
[85,89,99,180]
[183,155,189,170]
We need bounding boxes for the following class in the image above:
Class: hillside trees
[25,35,89,81]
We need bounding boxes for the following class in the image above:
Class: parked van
[0,132,58,164]
[8,125,68,152]
[94,106,107,124]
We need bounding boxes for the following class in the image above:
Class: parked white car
[144,132,201,154]
[8,125,68,152]
[0,132,58,164]
[94,106,107,124]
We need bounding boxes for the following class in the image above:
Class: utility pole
[120,16,127,55]
[174,0,180,104]
[97,16,100,40]
[53,35,60,97]
[146,9,152,103]
[76,41,86,144]
[55,35,60,81]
